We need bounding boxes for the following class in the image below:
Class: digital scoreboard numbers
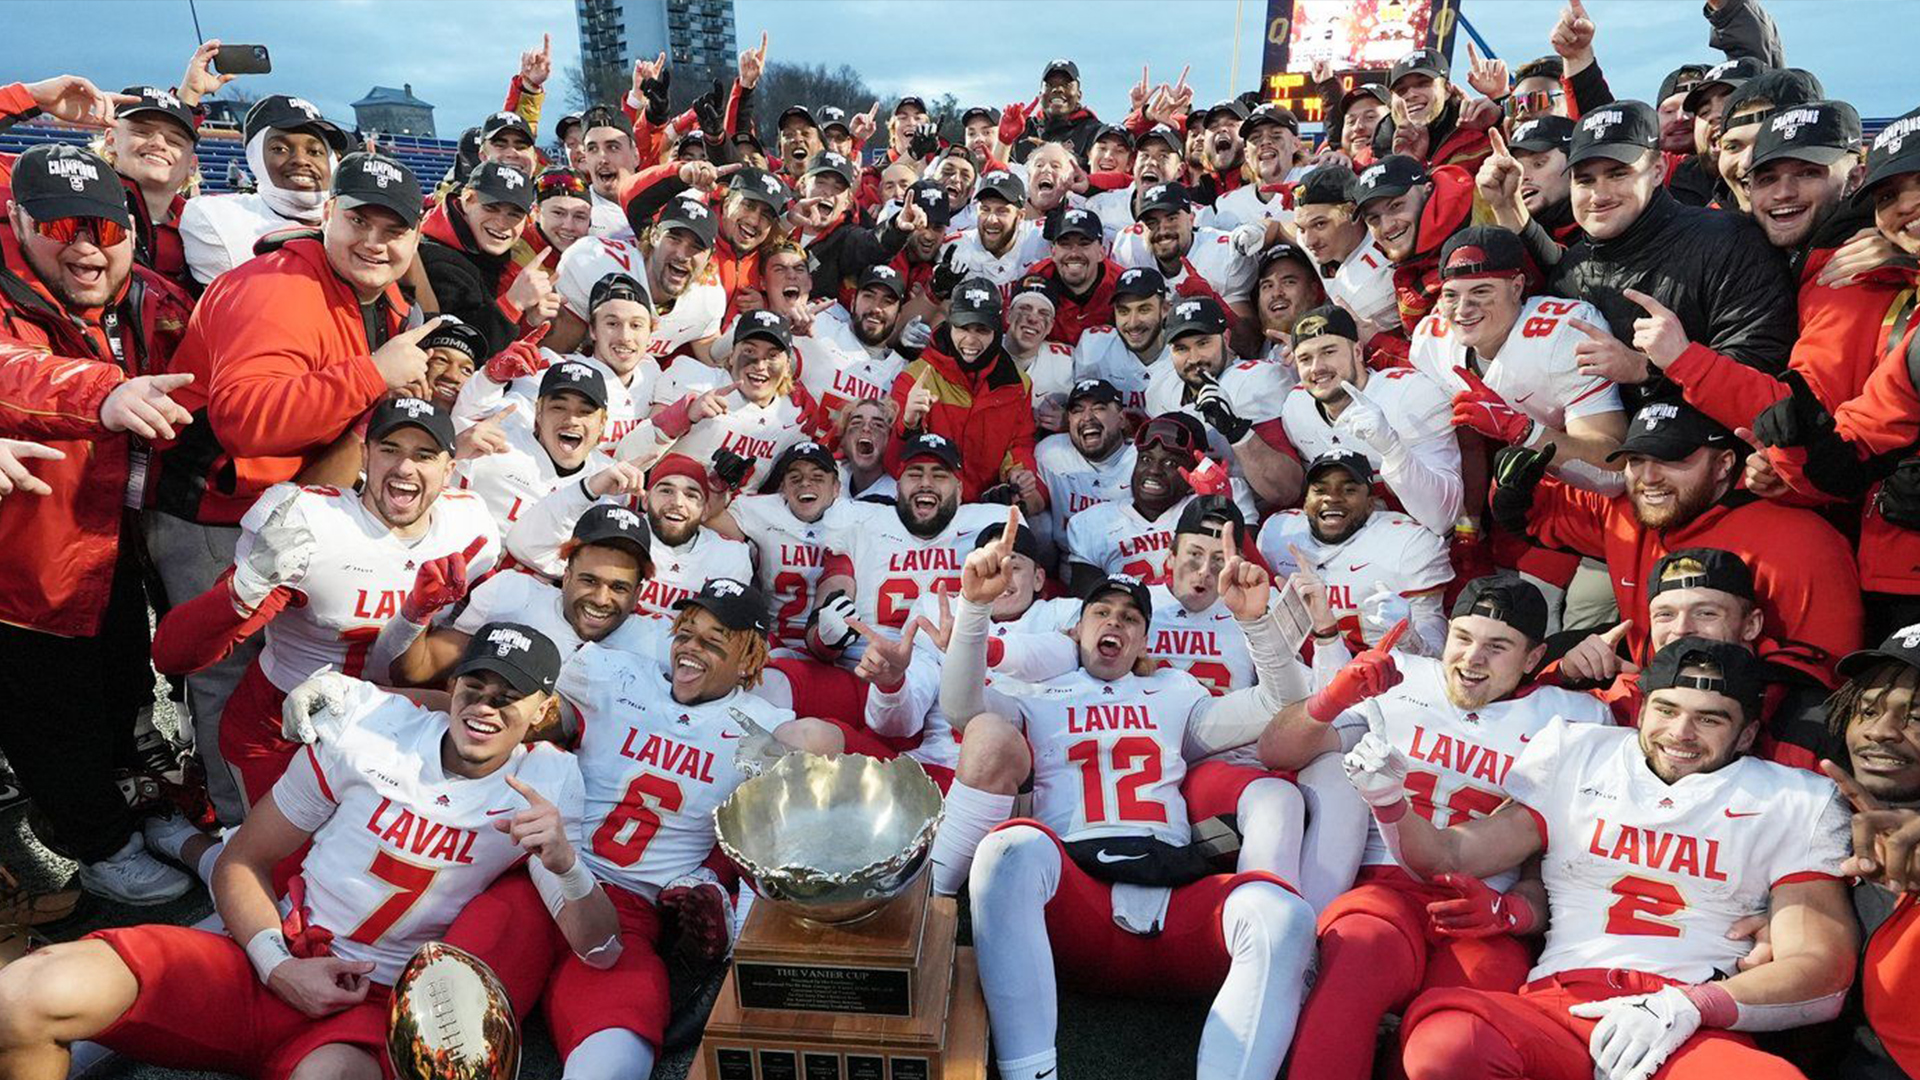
[1259,0,1462,124]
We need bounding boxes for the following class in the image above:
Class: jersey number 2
[592,773,685,866]
[1066,736,1169,824]
[1605,874,1686,937]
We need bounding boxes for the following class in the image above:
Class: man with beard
[1257,451,1452,654]
[1006,58,1103,164]
[550,195,723,361]
[774,104,825,189]
[1251,243,1324,364]
[1063,413,1213,590]
[1113,182,1263,322]
[1493,400,1860,684]
[177,95,351,285]
[1074,266,1170,410]
[1485,102,1795,409]
[943,171,1049,286]
[384,502,656,687]
[1086,123,1185,238]
[1149,295,1302,510]
[1282,304,1461,537]
[151,398,501,804]
[1023,207,1126,346]
[1262,575,1613,1080]
[578,105,641,239]
[1003,275,1076,423]
[710,441,842,654]
[808,264,913,417]
[1384,48,1494,175]
[889,278,1042,507]
[454,359,613,528]
[506,452,752,618]
[1292,166,1399,348]
[1349,154,1483,364]
[1188,99,1251,206]
[419,162,557,354]
[1035,379,1136,553]
[1204,105,1305,231]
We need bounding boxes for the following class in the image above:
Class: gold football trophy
[387,941,520,1080]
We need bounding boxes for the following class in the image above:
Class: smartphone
[213,44,272,75]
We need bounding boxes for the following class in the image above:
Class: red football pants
[218,659,297,807]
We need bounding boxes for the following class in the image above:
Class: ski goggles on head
[1504,89,1565,121]
[32,215,128,248]
[1135,416,1202,456]
[535,169,588,200]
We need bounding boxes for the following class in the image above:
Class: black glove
[931,245,965,301]
[1877,458,1920,530]
[693,80,725,137]
[908,122,940,160]
[641,67,672,126]
[1489,442,1556,535]
[977,482,1020,505]
[1753,370,1869,498]
[1191,378,1251,443]
[710,446,754,491]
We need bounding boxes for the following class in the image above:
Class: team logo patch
[710,578,746,597]
[962,286,992,305]
[1582,109,1625,139]
[486,626,533,656]
[1636,402,1680,429]
[606,507,642,530]
[363,157,405,189]
[395,397,435,418]
[1896,623,1920,649]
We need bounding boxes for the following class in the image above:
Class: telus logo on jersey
[1585,819,1729,882]
[364,797,479,865]
[1407,724,1514,785]
[1066,704,1159,733]
[618,728,717,783]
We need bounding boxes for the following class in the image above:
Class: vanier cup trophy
[694,751,989,1080]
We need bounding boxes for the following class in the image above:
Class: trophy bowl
[715,752,944,925]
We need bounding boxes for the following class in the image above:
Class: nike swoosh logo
[1619,579,1637,588]
[1723,809,1761,819]
[1095,849,1149,863]
[1038,1071,1056,1079]
[1348,562,1370,572]
[485,808,515,816]
[1518,734,1532,743]
[719,732,741,739]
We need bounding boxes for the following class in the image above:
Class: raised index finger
[1376,617,1409,654]
[404,315,450,341]
[1822,759,1885,813]
[1487,127,1510,158]
[997,504,1020,553]
[505,774,550,806]
[459,535,489,565]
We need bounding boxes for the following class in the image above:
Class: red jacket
[1390,165,1486,338]
[888,327,1039,500]
[0,228,192,636]
[1027,257,1126,345]
[1523,477,1861,686]
[153,234,408,525]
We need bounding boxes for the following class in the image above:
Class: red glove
[659,877,734,962]
[484,324,552,383]
[1449,365,1536,445]
[1426,872,1539,938]
[998,97,1035,146]
[1178,455,1232,497]
[1307,619,1406,722]
[401,536,487,624]
[281,877,336,958]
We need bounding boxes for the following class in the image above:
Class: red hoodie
[888,327,1040,500]
[1375,164,1486,366]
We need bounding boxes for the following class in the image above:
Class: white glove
[1336,380,1401,458]
[1343,729,1410,808]
[899,316,933,350]
[1229,221,1268,257]
[280,670,359,745]
[231,495,317,612]
[1568,985,1702,1080]
[1359,581,1414,649]
[815,592,858,650]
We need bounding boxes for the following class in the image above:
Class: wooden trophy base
[695,878,987,1080]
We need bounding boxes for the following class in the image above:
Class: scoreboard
[1259,0,1462,126]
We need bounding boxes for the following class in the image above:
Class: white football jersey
[1506,719,1850,984]
[555,235,724,357]
[240,484,499,691]
[625,372,814,491]
[728,493,834,652]
[1145,584,1255,696]
[792,330,905,419]
[1019,342,1078,408]
[1034,436,1135,544]
[1199,184,1295,233]
[560,641,793,899]
[1073,326,1165,413]
[1112,225,1256,304]
[1064,494,1195,584]
[636,527,754,619]
[816,500,1011,638]
[588,189,634,241]
[939,221,1051,286]
[1256,509,1452,647]
[451,350,659,455]
[272,683,584,985]
[1144,356,1296,467]
[1314,233,1399,335]
[1280,367,1461,532]
[1408,296,1621,436]
[450,568,666,662]
[1085,184,1138,241]
[1329,655,1614,891]
[454,416,612,529]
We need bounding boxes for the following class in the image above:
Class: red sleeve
[0,343,124,440]
[620,94,638,125]
[201,285,390,457]
[1523,477,1611,560]
[1252,418,1297,458]
[151,568,292,675]
[1752,512,1862,684]
[723,81,744,140]
[1663,342,1789,432]
[821,551,854,580]
[502,75,523,114]
[1833,319,1920,456]
[1085,170,1133,193]
[1122,108,1153,136]
[0,82,39,127]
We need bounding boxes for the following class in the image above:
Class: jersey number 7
[347,851,438,944]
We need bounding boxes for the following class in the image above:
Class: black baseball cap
[653,195,718,248]
[579,104,633,137]
[1507,115,1576,155]
[421,316,489,360]
[1349,154,1429,208]
[1137,181,1191,217]
[729,167,791,210]
[1608,401,1739,462]
[1858,105,1920,203]
[1839,622,1920,678]
[1340,83,1391,112]
[1066,378,1123,409]
[817,105,851,134]
[1723,69,1825,128]
[949,276,1004,329]
[1241,103,1300,137]
[8,144,130,228]
[590,271,654,316]
[1203,99,1250,127]
[906,178,953,229]
[976,519,1042,562]
[1515,57,1566,84]
[554,112,586,143]
[735,308,793,350]
[804,150,857,188]
[1566,100,1659,170]
[1305,449,1374,486]
[1657,64,1711,107]
[1258,242,1315,278]
[456,622,562,696]
[1439,226,1529,280]
[1451,573,1550,643]
[1137,124,1182,154]
[674,578,772,635]
[368,396,455,452]
[243,94,351,153]
[767,439,838,487]
[1042,59,1080,82]
[332,152,424,227]
[1166,295,1229,341]
[961,106,999,127]
[1085,572,1153,622]
[117,85,197,142]
[857,263,907,299]
[1091,123,1136,150]
[539,359,609,409]
[1047,206,1103,242]
[1174,494,1245,539]
[1748,100,1862,172]
[1640,635,1766,721]
[1291,303,1360,344]
[898,431,962,472]
[895,95,929,115]
[976,170,1026,205]
[1297,163,1357,207]
[1112,266,1167,301]
[1683,57,1768,115]
[465,161,534,211]
[482,111,535,144]
[777,104,819,131]
[1390,48,1449,88]
[570,502,652,564]
[1648,547,1755,601]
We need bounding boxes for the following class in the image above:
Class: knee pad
[1222,881,1318,971]
[563,1027,656,1080]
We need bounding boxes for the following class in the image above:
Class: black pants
[0,537,147,862]
[1863,591,1920,650]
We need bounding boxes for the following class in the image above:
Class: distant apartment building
[578,0,737,83]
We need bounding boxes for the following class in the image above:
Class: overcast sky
[10,0,1910,139]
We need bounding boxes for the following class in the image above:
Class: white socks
[971,824,1064,1075]
[930,780,1014,896]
